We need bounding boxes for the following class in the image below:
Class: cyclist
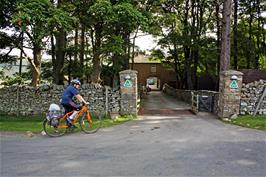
[60,79,89,125]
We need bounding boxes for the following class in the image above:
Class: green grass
[223,114,266,131]
[0,114,137,134]
[0,115,44,133]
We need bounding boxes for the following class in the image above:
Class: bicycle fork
[86,110,92,123]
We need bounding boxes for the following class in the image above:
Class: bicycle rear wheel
[79,112,101,134]
[43,119,67,137]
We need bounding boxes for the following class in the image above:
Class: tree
[0,1,20,64]
[12,0,74,87]
[215,0,222,77]
[220,0,232,71]
[86,0,113,84]
[54,0,67,85]
[84,0,148,86]
[233,0,238,69]
[235,0,266,70]
[0,0,17,28]
[109,1,148,87]
[149,0,218,89]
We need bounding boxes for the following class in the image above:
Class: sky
[135,33,157,51]
[0,30,156,60]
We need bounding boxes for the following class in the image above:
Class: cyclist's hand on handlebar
[82,101,90,105]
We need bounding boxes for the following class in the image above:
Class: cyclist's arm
[75,94,90,105]
[75,94,86,104]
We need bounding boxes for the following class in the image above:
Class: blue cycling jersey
[61,85,79,104]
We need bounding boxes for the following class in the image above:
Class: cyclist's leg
[62,101,81,125]
[68,101,80,120]
[61,104,74,124]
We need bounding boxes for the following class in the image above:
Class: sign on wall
[124,79,132,88]
[229,80,238,89]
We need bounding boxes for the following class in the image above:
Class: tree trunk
[193,0,202,90]
[68,55,72,85]
[130,29,138,69]
[51,34,56,79]
[80,23,85,81]
[91,53,102,84]
[187,0,196,90]
[255,0,261,69]
[122,32,130,70]
[233,0,238,70]
[247,0,253,69]
[53,0,66,85]
[173,44,180,89]
[91,23,102,84]
[72,25,79,77]
[31,45,42,87]
[193,50,199,90]
[55,31,66,85]
[184,0,193,89]
[50,0,56,80]
[112,54,120,89]
[220,0,232,71]
[19,32,23,76]
[127,34,131,69]
[216,0,221,75]
[74,25,78,62]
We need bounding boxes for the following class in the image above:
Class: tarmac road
[1,113,266,177]
[1,92,266,177]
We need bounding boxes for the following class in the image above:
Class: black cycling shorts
[61,101,81,114]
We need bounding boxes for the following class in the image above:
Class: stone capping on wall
[162,84,219,114]
[0,83,121,116]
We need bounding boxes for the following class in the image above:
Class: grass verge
[223,114,266,131]
[0,114,136,134]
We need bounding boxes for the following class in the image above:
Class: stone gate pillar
[119,70,138,115]
[218,70,243,118]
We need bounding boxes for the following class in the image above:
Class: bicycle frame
[57,105,92,128]
[43,103,101,137]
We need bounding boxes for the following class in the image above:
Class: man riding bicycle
[61,79,89,125]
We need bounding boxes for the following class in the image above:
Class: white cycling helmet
[71,79,81,86]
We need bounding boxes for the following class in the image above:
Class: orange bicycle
[43,104,101,137]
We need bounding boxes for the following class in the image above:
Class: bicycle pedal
[67,124,77,129]
[71,124,77,128]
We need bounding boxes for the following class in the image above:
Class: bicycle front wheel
[79,112,101,134]
[43,119,67,137]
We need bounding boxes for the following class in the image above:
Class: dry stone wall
[240,80,266,115]
[0,84,120,116]
[162,84,219,114]
[163,78,266,116]
[162,84,191,103]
